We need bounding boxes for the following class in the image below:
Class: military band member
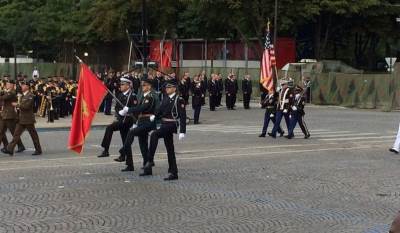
[5,81,42,156]
[242,74,252,109]
[259,90,284,137]
[286,85,310,139]
[98,78,138,160]
[141,79,186,180]
[0,80,25,153]
[269,80,294,138]
[191,75,203,124]
[119,77,157,172]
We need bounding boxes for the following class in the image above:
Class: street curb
[36,124,107,132]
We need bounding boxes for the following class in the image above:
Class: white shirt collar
[143,91,150,97]
[23,91,29,96]
[169,93,176,99]
[123,90,130,96]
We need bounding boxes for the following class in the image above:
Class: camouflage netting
[311,63,399,111]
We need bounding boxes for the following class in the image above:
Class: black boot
[164,173,178,181]
[139,162,153,176]
[98,150,109,158]
[121,166,134,172]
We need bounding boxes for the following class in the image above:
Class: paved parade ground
[0,104,399,233]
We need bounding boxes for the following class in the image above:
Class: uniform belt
[162,118,176,122]
[138,114,153,118]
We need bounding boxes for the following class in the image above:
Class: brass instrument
[48,91,54,111]
[38,95,47,117]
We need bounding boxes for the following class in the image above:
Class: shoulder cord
[172,95,180,131]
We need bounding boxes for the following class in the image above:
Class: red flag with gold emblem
[68,63,107,153]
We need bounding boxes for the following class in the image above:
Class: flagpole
[75,56,125,107]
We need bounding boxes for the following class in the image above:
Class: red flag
[68,63,107,154]
[260,23,276,93]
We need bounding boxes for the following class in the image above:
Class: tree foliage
[0,0,398,69]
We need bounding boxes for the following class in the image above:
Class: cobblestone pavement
[0,104,399,233]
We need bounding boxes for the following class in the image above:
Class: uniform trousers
[288,111,310,137]
[271,110,290,136]
[7,124,41,153]
[147,123,178,175]
[101,120,132,154]
[123,120,155,168]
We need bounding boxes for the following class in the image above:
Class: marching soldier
[4,81,42,156]
[119,77,157,172]
[98,77,138,161]
[140,79,186,180]
[269,80,294,138]
[242,74,252,109]
[191,75,203,124]
[259,90,284,137]
[208,73,218,111]
[0,80,25,154]
[286,85,310,139]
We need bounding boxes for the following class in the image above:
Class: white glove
[123,106,129,112]
[118,110,127,116]
[283,109,288,114]
[150,115,155,122]
[130,124,137,130]
[292,106,297,111]
[270,114,274,118]
[178,133,185,140]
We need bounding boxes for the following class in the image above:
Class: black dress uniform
[200,75,207,106]
[103,77,114,115]
[191,80,203,124]
[208,78,218,111]
[141,80,186,180]
[242,77,252,109]
[216,77,223,106]
[259,92,284,137]
[178,78,190,105]
[225,77,238,110]
[99,82,138,159]
[121,83,157,171]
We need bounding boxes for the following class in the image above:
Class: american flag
[260,22,276,93]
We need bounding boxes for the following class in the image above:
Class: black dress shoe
[389,148,399,154]
[139,167,152,176]
[304,134,311,139]
[164,173,178,181]
[16,147,26,153]
[259,133,266,138]
[32,151,42,156]
[3,149,13,156]
[1,148,7,154]
[268,133,276,138]
[114,157,125,162]
[98,151,109,158]
[280,131,285,137]
[285,135,294,139]
[121,166,134,172]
